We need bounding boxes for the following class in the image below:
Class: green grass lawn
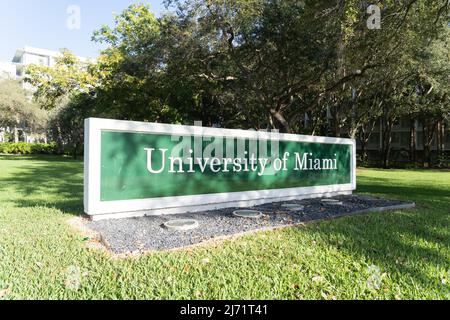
[0,155,449,300]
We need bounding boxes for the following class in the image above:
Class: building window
[417,132,424,148]
[368,134,379,147]
[392,132,400,145]
[399,132,410,147]
[399,117,410,129]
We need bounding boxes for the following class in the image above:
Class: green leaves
[19,1,450,153]
[0,80,47,133]
[25,50,96,110]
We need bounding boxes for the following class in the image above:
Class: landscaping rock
[88,195,414,254]
[233,210,263,219]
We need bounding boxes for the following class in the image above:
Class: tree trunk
[409,118,417,165]
[359,126,368,164]
[437,119,444,158]
[349,126,359,140]
[423,133,430,168]
[73,143,78,160]
[422,120,435,168]
[381,116,393,168]
[332,109,341,138]
[360,140,367,163]
[13,127,19,143]
[56,125,64,154]
[270,109,291,133]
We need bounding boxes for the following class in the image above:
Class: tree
[26,50,100,155]
[0,80,47,142]
[93,0,449,136]
[47,93,94,159]
[408,28,450,167]
[25,49,96,110]
[91,4,183,123]
[22,1,449,167]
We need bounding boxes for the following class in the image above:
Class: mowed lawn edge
[0,155,449,300]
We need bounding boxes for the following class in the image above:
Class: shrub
[0,142,57,155]
[434,154,450,169]
[356,155,369,168]
[30,142,58,154]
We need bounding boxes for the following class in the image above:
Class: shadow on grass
[302,210,448,297]
[0,155,84,216]
[284,174,449,297]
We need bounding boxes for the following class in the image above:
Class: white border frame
[84,118,357,220]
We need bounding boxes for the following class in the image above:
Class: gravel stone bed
[88,195,412,254]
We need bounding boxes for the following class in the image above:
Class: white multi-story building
[12,46,60,77]
[14,47,58,91]
[9,46,88,91]
[1,46,88,84]
[13,46,89,74]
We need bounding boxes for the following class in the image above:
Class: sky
[0,0,166,61]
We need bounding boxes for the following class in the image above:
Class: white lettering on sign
[144,148,338,175]
[294,153,338,171]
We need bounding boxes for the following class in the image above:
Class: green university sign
[84,118,356,220]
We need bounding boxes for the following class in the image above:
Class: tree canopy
[23,0,450,165]
[0,80,46,142]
